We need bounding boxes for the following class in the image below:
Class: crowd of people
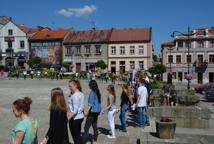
[10,71,151,144]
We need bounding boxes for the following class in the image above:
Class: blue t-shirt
[88,91,101,113]
[11,119,38,144]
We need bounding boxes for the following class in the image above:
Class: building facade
[0,16,30,68]
[63,29,111,72]
[108,28,153,73]
[29,29,71,68]
[161,27,214,84]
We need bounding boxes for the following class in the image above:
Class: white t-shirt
[137,86,148,107]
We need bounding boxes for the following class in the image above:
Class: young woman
[119,83,132,132]
[82,80,101,144]
[41,87,69,144]
[11,97,38,144]
[68,79,84,144]
[103,84,117,139]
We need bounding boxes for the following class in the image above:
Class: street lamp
[171,26,193,89]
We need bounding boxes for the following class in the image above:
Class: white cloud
[58,5,96,17]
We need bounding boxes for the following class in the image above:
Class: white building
[161,27,214,84]
[0,16,34,69]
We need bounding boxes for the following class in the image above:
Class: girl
[103,84,117,139]
[41,88,69,144]
[68,79,84,144]
[82,80,101,144]
[11,97,38,144]
[119,83,131,132]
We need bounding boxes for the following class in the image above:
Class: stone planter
[156,120,176,139]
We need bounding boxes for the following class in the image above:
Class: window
[129,46,135,55]
[198,55,203,65]
[184,41,192,48]
[197,41,204,48]
[120,46,125,55]
[8,41,12,48]
[177,41,183,48]
[130,61,135,69]
[95,45,101,54]
[111,46,116,55]
[209,54,214,63]
[111,61,116,66]
[172,72,176,79]
[186,55,192,63]
[76,46,81,54]
[66,47,72,55]
[85,45,91,54]
[138,45,144,55]
[168,55,173,63]
[8,29,13,35]
[119,61,125,73]
[176,55,181,63]
[139,61,144,70]
[210,41,214,47]
[20,41,24,49]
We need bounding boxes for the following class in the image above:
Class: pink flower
[185,74,192,80]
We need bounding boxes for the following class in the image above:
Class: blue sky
[1,0,213,53]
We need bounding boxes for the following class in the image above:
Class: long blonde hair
[49,87,67,112]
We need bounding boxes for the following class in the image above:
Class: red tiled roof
[17,24,38,35]
[209,28,214,35]
[29,29,71,41]
[64,29,112,44]
[109,28,151,43]
[161,41,175,47]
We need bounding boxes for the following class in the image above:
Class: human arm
[103,95,113,112]
[84,92,94,116]
[68,93,82,119]
[14,131,24,144]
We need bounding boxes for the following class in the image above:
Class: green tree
[63,62,70,70]
[27,56,42,67]
[153,53,158,63]
[96,60,107,69]
[148,64,166,75]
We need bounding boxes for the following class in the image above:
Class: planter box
[156,120,176,139]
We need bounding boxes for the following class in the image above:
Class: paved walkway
[0,79,214,144]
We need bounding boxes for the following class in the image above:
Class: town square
[0,0,214,144]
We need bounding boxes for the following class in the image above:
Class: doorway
[178,72,182,81]
[197,73,203,83]
[209,72,214,83]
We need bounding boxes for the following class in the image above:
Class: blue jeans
[137,107,146,128]
[119,104,129,131]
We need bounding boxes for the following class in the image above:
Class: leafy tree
[96,60,107,69]
[153,53,158,62]
[33,56,42,65]
[148,64,166,75]
[63,62,70,70]
[27,56,42,67]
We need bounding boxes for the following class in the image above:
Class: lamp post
[171,26,192,89]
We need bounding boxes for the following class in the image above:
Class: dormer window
[8,29,13,35]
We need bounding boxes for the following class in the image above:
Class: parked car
[204,83,214,101]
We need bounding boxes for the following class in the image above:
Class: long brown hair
[122,83,129,96]
[107,84,115,98]
[69,79,82,92]
[49,87,67,112]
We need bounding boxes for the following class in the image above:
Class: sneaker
[107,135,116,139]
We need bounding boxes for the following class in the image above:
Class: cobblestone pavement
[0,79,214,144]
